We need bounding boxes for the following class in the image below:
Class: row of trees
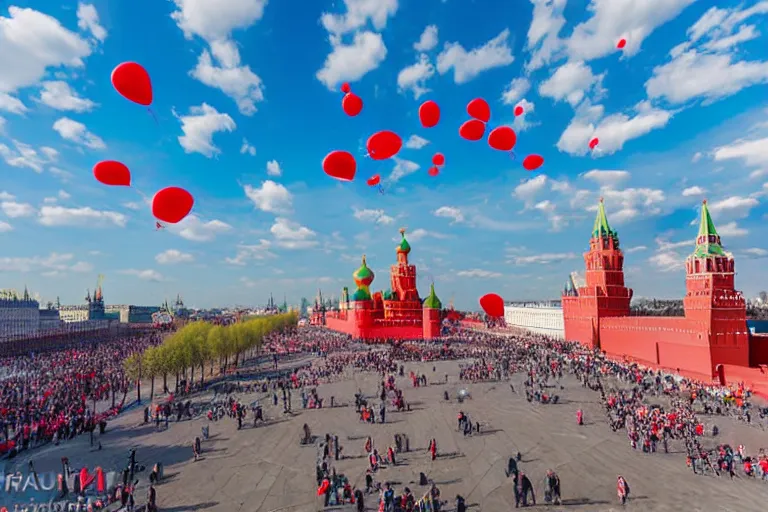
[125,312,298,402]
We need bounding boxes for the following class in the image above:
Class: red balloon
[589,137,599,150]
[111,62,153,106]
[322,150,357,181]
[340,82,351,94]
[459,119,486,141]
[432,153,445,166]
[428,166,440,177]
[367,174,381,186]
[93,160,131,186]
[479,293,504,318]
[342,93,363,117]
[152,187,194,224]
[467,98,491,122]
[367,131,402,160]
[488,126,517,152]
[419,100,441,128]
[514,105,524,116]
[523,154,544,171]
[617,38,626,49]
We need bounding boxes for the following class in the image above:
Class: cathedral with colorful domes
[321,228,443,340]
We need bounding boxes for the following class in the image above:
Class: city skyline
[1,1,767,310]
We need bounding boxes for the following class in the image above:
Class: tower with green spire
[422,283,443,338]
[683,200,749,368]
[562,198,632,349]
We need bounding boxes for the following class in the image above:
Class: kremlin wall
[314,202,768,395]
[319,229,443,340]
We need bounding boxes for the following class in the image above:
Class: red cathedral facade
[321,228,443,340]
[563,199,768,394]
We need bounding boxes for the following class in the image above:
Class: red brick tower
[422,283,442,339]
[683,200,749,369]
[562,198,632,348]
[385,228,422,321]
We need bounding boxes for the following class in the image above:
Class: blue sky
[1,0,768,310]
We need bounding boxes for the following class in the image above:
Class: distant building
[0,288,40,340]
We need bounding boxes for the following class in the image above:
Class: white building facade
[504,301,564,339]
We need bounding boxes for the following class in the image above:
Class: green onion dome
[352,288,372,301]
[396,228,411,255]
[353,255,375,287]
[423,283,442,309]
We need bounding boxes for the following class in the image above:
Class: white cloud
[0,252,93,274]
[123,202,141,211]
[58,190,70,200]
[353,208,394,225]
[49,167,73,181]
[436,29,514,84]
[0,93,28,114]
[320,0,398,36]
[76,3,107,42]
[511,252,577,265]
[43,197,57,205]
[176,103,235,157]
[566,0,696,62]
[266,160,282,177]
[582,170,630,188]
[718,221,748,237]
[317,31,388,90]
[171,0,268,115]
[414,25,438,52]
[649,252,684,272]
[52,117,105,149]
[397,54,435,99]
[538,60,604,107]
[0,7,93,95]
[0,221,12,233]
[682,186,706,197]
[692,151,703,163]
[708,196,758,219]
[625,246,647,253]
[456,269,502,278]
[38,206,127,227]
[646,3,768,105]
[225,240,275,266]
[433,206,464,224]
[155,249,194,264]
[271,217,318,249]
[0,192,15,201]
[557,101,672,156]
[244,180,292,214]
[501,77,531,105]
[525,0,567,71]
[240,138,256,156]
[403,229,446,243]
[388,157,420,183]
[1,201,35,218]
[534,200,566,231]
[743,248,768,258]
[514,175,548,207]
[118,269,164,282]
[404,135,429,150]
[38,81,97,112]
[600,187,666,224]
[712,137,768,168]
[167,214,233,242]
[0,140,51,172]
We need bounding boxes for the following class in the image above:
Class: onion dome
[382,289,395,300]
[353,255,375,287]
[396,228,411,255]
[423,283,442,309]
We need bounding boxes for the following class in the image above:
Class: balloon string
[147,107,159,125]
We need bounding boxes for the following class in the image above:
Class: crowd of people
[0,333,163,457]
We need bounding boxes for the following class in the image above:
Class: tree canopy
[125,312,298,400]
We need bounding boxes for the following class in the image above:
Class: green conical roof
[397,228,411,254]
[693,200,727,258]
[423,283,442,309]
[592,198,616,239]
